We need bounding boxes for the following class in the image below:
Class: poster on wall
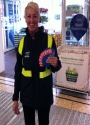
[56,48,89,92]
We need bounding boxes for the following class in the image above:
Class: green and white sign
[56,48,89,92]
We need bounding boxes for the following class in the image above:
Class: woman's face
[25,8,39,33]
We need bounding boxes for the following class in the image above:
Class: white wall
[0,15,5,73]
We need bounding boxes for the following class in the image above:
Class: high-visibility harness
[18,35,52,78]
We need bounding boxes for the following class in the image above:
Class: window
[65,0,89,47]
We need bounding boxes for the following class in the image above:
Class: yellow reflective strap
[20,35,52,78]
[39,35,53,78]
[18,37,24,55]
[48,35,52,48]
[39,68,52,78]
[22,68,32,77]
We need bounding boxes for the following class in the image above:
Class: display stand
[14,33,25,50]
[38,8,48,29]
[56,45,90,94]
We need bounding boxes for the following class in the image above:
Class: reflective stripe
[40,35,52,78]
[48,35,52,48]
[39,68,52,78]
[22,68,32,77]
[19,35,52,54]
[21,35,52,78]
[18,37,24,55]
[22,68,51,78]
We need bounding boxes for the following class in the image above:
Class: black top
[13,27,62,109]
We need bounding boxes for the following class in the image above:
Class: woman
[12,2,61,125]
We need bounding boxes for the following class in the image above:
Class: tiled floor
[0,76,14,93]
[0,50,16,79]
[0,76,90,115]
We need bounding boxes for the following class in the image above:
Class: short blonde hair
[24,2,40,17]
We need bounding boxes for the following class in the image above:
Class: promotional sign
[56,51,89,92]
[70,14,88,41]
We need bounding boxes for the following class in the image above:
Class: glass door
[1,0,21,51]
[65,0,89,46]
[3,0,14,51]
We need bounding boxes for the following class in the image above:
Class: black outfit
[13,27,61,125]
[23,104,50,125]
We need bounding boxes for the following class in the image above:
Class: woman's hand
[46,56,58,67]
[13,101,20,115]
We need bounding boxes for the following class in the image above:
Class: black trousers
[22,104,50,125]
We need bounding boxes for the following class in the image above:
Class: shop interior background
[0,0,90,51]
